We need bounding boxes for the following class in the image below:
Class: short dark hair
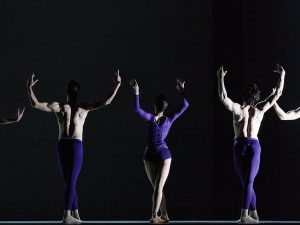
[67,80,81,96]
[155,94,168,113]
[243,83,260,106]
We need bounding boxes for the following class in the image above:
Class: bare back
[233,104,264,139]
[55,103,89,140]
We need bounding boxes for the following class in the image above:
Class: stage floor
[0,221,299,224]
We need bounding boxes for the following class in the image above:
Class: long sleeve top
[134,94,189,150]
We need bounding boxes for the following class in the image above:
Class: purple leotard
[134,94,189,162]
[233,137,261,210]
[57,139,83,210]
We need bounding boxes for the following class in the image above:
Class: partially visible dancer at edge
[217,64,285,224]
[129,78,189,224]
[273,100,300,121]
[27,71,121,224]
[0,108,24,125]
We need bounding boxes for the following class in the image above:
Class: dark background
[0,0,212,221]
[0,0,299,222]
[213,0,300,220]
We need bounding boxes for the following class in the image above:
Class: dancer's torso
[233,105,264,139]
[146,115,172,150]
[55,103,88,140]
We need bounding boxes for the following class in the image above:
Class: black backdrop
[0,0,300,221]
[0,0,212,220]
[213,0,300,220]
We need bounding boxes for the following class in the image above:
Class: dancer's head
[67,80,81,101]
[243,83,261,106]
[154,94,168,113]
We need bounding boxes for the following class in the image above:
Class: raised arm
[81,70,121,111]
[217,66,241,113]
[27,74,60,112]
[0,107,25,125]
[273,102,300,120]
[129,79,152,121]
[256,64,285,112]
[169,78,189,122]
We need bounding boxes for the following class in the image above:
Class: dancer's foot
[237,216,259,224]
[159,214,170,223]
[149,216,168,224]
[63,216,81,224]
[249,210,259,221]
[71,210,82,222]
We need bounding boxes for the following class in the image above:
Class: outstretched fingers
[113,69,121,83]
[16,107,25,121]
[29,73,39,86]
[273,63,285,74]
[217,66,227,77]
[129,79,138,88]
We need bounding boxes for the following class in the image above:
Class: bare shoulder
[231,102,242,115]
[49,102,62,112]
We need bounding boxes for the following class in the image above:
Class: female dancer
[27,71,121,224]
[129,78,189,224]
[0,108,24,124]
[217,65,285,224]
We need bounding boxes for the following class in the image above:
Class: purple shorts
[144,148,171,162]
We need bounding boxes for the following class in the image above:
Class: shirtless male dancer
[27,71,121,224]
[217,65,285,224]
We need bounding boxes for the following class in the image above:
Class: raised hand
[217,66,227,78]
[113,69,122,84]
[15,107,25,122]
[129,79,139,95]
[27,73,39,88]
[176,78,185,93]
[273,63,285,76]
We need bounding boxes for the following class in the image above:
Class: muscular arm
[217,66,241,113]
[256,65,285,112]
[27,74,60,112]
[81,70,121,111]
[82,82,121,111]
[273,102,300,120]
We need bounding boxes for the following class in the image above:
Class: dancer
[217,64,285,224]
[27,71,121,224]
[273,102,300,120]
[0,108,24,124]
[129,78,189,224]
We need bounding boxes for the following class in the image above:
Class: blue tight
[57,139,83,210]
[233,138,261,210]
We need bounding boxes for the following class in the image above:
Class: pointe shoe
[149,216,168,224]
[237,216,259,224]
[63,216,81,224]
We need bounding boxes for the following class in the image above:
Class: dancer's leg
[152,159,171,218]
[57,140,83,224]
[233,139,260,224]
[144,160,169,219]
